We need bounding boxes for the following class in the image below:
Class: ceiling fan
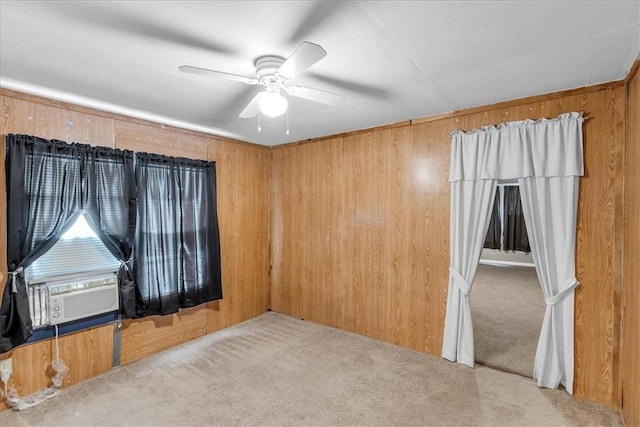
[179,41,344,119]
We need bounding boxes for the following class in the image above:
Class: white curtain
[519,176,579,394]
[442,179,497,366]
[442,112,584,393]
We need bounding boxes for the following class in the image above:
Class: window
[25,214,120,329]
[2,134,221,353]
[134,153,222,316]
[484,182,530,253]
[26,214,120,282]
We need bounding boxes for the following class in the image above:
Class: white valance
[449,112,584,182]
[442,111,584,394]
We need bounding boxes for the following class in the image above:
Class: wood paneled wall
[271,122,451,354]
[271,84,626,406]
[622,62,640,427]
[0,76,633,413]
[0,90,271,409]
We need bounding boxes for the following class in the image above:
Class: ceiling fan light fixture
[259,91,288,117]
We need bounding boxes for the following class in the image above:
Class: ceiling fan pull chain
[286,109,290,136]
[258,110,262,132]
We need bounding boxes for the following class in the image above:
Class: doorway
[471,182,545,377]
[471,263,544,377]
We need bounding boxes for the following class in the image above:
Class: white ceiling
[1,1,639,146]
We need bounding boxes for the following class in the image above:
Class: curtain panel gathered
[519,176,579,392]
[84,146,139,318]
[443,179,497,366]
[0,135,136,352]
[135,153,222,317]
[442,112,584,394]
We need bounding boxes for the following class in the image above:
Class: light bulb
[259,91,288,117]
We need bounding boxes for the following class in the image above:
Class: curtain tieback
[8,267,24,293]
[545,278,580,306]
[119,259,131,271]
[450,267,471,296]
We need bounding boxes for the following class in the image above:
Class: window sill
[27,312,119,343]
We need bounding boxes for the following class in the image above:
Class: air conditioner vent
[45,274,119,326]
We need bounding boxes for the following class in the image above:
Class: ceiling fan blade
[286,3,344,44]
[179,65,259,85]
[286,86,344,106]
[306,72,390,99]
[239,92,265,118]
[277,42,327,80]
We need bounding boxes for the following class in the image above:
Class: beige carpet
[0,312,620,426]
[472,263,544,378]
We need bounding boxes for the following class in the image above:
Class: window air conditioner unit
[46,274,119,326]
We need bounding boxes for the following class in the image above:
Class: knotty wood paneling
[0,90,271,410]
[622,62,640,427]
[271,85,626,406]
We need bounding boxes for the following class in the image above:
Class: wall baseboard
[479,259,535,268]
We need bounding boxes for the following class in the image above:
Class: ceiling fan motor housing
[255,56,286,89]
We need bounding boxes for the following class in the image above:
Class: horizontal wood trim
[624,59,640,84]
[410,80,625,125]
[276,120,412,148]
[274,80,625,150]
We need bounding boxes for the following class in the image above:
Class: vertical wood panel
[1,96,115,147]
[205,139,271,333]
[0,326,113,410]
[270,149,288,314]
[120,306,207,366]
[271,121,452,355]
[572,89,624,404]
[115,120,208,159]
[270,86,625,406]
[56,326,114,386]
[622,64,640,427]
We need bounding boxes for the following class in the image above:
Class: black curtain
[84,146,140,318]
[503,185,531,252]
[134,153,222,317]
[484,189,501,249]
[1,135,85,352]
[1,135,138,353]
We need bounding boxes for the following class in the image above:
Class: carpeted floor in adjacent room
[472,263,544,378]
[0,311,620,426]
